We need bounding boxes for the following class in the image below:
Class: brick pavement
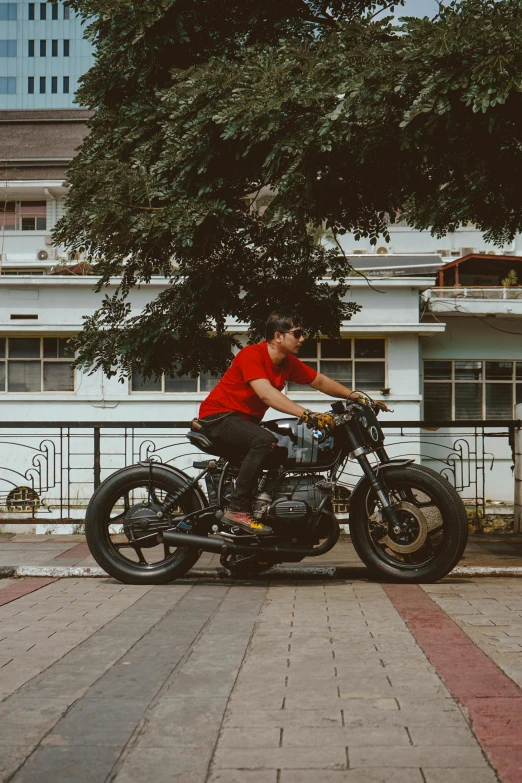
[1,575,515,782]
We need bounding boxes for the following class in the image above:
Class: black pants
[199,413,276,511]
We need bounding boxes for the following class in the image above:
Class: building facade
[0,0,94,109]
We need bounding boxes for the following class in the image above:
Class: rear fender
[135,461,207,507]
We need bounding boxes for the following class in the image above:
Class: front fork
[346,435,401,529]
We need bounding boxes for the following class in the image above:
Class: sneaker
[222,509,273,536]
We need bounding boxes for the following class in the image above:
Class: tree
[57,0,522,381]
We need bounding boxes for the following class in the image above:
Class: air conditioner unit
[459,247,475,256]
[352,249,367,255]
[36,248,56,261]
[436,249,452,257]
[376,246,389,255]
[44,235,53,246]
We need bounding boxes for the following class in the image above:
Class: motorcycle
[84,398,468,584]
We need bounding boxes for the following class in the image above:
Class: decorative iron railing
[0,420,517,527]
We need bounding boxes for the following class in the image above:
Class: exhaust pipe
[158,514,339,559]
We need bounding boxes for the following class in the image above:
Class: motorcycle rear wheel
[85,465,205,584]
[349,464,468,583]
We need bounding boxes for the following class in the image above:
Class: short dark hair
[265,310,302,341]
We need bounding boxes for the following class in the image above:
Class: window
[0,202,47,231]
[51,2,58,19]
[63,39,69,56]
[40,39,46,57]
[424,360,522,420]
[51,76,57,93]
[288,338,386,392]
[51,39,57,56]
[39,76,46,94]
[131,366,219,394]
[0,40,17,57]
[63,3,70,19]
[63,76,69,93]
[0,4,17,20]
[0,77,16,94]
[0,338,74,393]
[40,3,46,20]
[29,3,35,20]
[28,39,35,56]
[28,77,34,94]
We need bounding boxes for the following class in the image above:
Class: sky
[396,0,444,17]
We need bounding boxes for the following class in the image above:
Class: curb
[3,564,522,580]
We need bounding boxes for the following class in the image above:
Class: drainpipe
[44,188,57,263]
[515,404,522,534]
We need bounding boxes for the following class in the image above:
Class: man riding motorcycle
[195,310,389,535]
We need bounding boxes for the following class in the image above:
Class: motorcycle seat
[186,431,221,456]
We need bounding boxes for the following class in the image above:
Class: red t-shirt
[199,341,317,422]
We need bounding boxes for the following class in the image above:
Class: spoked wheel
[350,465,468,583]
[85,465,206,584]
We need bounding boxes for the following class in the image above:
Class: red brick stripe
[384,584,522,783]
[0,577,59,607]
[56,542,91,559]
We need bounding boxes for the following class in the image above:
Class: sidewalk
[2,533,522,579]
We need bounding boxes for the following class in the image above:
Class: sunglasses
[285,328,307,339]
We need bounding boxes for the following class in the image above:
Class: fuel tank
[262,418,341,469]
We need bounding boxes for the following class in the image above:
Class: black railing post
[93,425,101,489]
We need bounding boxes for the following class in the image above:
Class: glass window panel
[58,339,72,358]
[424,360,452,380]
[39,76,46,94]
[51,2,58,19]
[43,362,74,391]
[131,372,161,392]
[486,383,513,418]
[28,39,34,56]
[297,340,318,359]
[8,362,41,392]
[424,383,451,420]
[43,338,57,358]
[199,372,219,393]
[516,363,522,381]
[40,3,46,20]
[21,217,36,230]
[486,361,513,380]
[36,216,46,230]
[52,39,58,56]
[29,3,35,20]
[0,338,4,358]
[51,76,57,94]
[0,4,17,20]
[0,362,5,391]
[40,39,46,56]
[516,385,522,406]
[9,338,40,358]
[0,77,16,94]
[355,339,385,359]
[0,40,17,57]
[28,76,34,94]
[321,339,352,359]
[321,360,353,386]
[20,202,46,215]
[63,76,69,93]
[288,360,318,390]
[455,361,482,381]
[164,373,197,392]
[64,39,70,56]
[455,383,482,420]
[354,361,385,390]
[64,3,70,18]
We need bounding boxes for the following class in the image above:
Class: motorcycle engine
[253,475,330,537]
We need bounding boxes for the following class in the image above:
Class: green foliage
[56,0,522,380]
[502,269,519,288]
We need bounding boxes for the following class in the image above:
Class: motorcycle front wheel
[349,464,468,583]
[85,465,205,584]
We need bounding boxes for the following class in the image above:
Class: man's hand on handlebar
[373,400,392,414]
[298,410,336,431]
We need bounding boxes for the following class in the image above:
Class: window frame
[0,76,16,94]
[0,201,47,232]
[130,369,218,395]
[423,359,522,420]
[0,337,75,394]
[63,75,69,93]
[0,4,17,21]
[63,39,69,56]
[288,337,387,392]
[0,39,17,57]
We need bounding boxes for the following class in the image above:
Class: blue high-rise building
[0,1,94,109]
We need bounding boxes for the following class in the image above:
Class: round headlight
[369,426,379,442]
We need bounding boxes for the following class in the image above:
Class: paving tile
[41,697,149,746]
[112,746,213,783]
[11,744,121,783]
[349,745,487,768]
[280,771,424,783]
[212,745,348,770]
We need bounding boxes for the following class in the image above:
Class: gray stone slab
[12,744,121,783]
[280,771,424,783]
[41,698,149,746]
[112,746,214,783]
[212,746,348,770]
[421,769,498,783]
[134,696,229,748]
[0,697,68,746]
[349,746,488,768]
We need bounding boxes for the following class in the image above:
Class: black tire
[349,464,468,583]
[85,465,206,585]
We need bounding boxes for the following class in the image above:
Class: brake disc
[123,502,166,548]
[374,501,429,554]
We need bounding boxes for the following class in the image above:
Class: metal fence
[0,420,518,528]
